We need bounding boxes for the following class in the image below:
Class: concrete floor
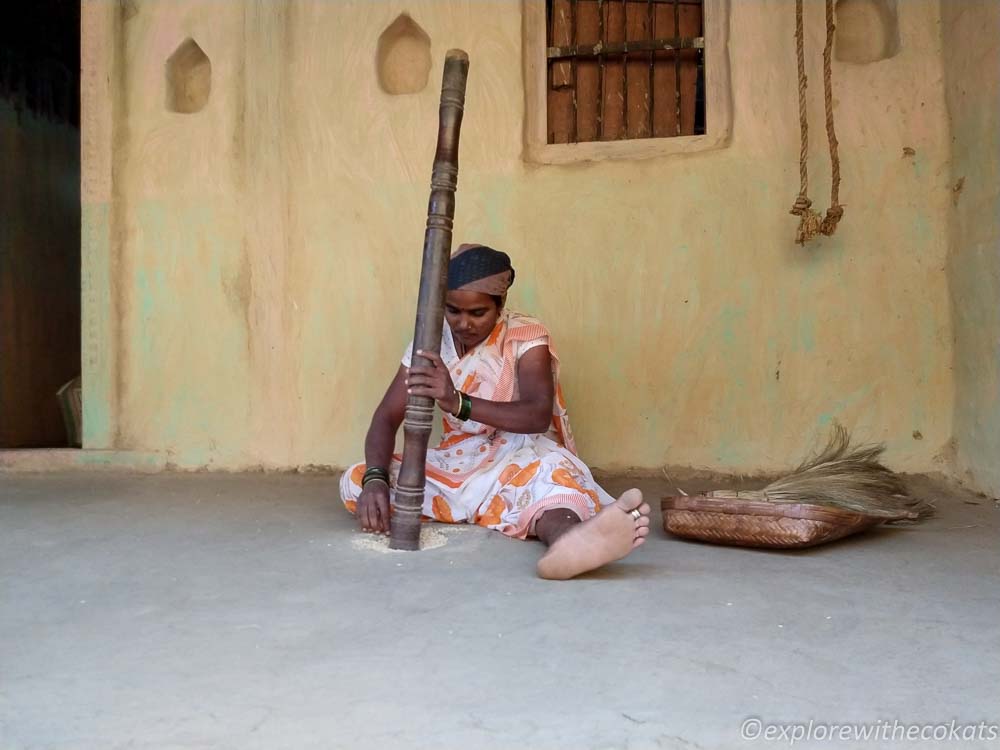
[1,471,998,750]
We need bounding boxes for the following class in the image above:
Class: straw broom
[707,425,933,522]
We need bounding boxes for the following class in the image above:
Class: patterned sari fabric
[340,310,614,539]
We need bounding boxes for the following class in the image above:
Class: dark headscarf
[447,244,515,297]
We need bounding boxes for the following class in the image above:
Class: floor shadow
[572,561,670,580]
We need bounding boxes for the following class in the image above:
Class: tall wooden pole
[390,50,470,551]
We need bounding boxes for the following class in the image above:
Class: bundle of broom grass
[707,425,933,522]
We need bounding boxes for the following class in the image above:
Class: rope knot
[789,194,813,215]
[820,204,844,236]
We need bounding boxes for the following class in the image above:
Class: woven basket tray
[661,492,884,549]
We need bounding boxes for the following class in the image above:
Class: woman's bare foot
[536,489,650,580]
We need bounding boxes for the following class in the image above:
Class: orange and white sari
[340,310,614,538]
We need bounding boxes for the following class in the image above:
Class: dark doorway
[0,0,82,448]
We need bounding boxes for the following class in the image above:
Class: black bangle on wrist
[362,466,390,488]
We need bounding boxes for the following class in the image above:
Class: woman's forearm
[366,394,548,467]
[406,348,553,437]
[364,368,408,471]
[364,411,398,470]
[465,395,551,435]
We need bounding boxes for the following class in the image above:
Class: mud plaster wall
[81,0,956,472]
[0,101,81,447]
[942,1,1000,497]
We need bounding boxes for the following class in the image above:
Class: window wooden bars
[546,0,704,144]
[546,36,704,59]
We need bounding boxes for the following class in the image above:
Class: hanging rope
[819,0,843,236]
[790,0,845,245]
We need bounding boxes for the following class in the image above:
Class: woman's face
[445,290,501,349]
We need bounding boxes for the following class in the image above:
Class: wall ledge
[0,449,167,473]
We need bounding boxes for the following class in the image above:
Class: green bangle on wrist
[448,390,472,421]
[456,392,472,421]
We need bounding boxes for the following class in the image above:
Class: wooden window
[524,0,731,164]
[547,0,704,143]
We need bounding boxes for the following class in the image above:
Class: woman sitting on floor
[340,244,650,579]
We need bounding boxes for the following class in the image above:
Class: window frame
[522,0,732,164]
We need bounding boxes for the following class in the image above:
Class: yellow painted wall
[82,0,957,473]
[942,0,1000,496]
